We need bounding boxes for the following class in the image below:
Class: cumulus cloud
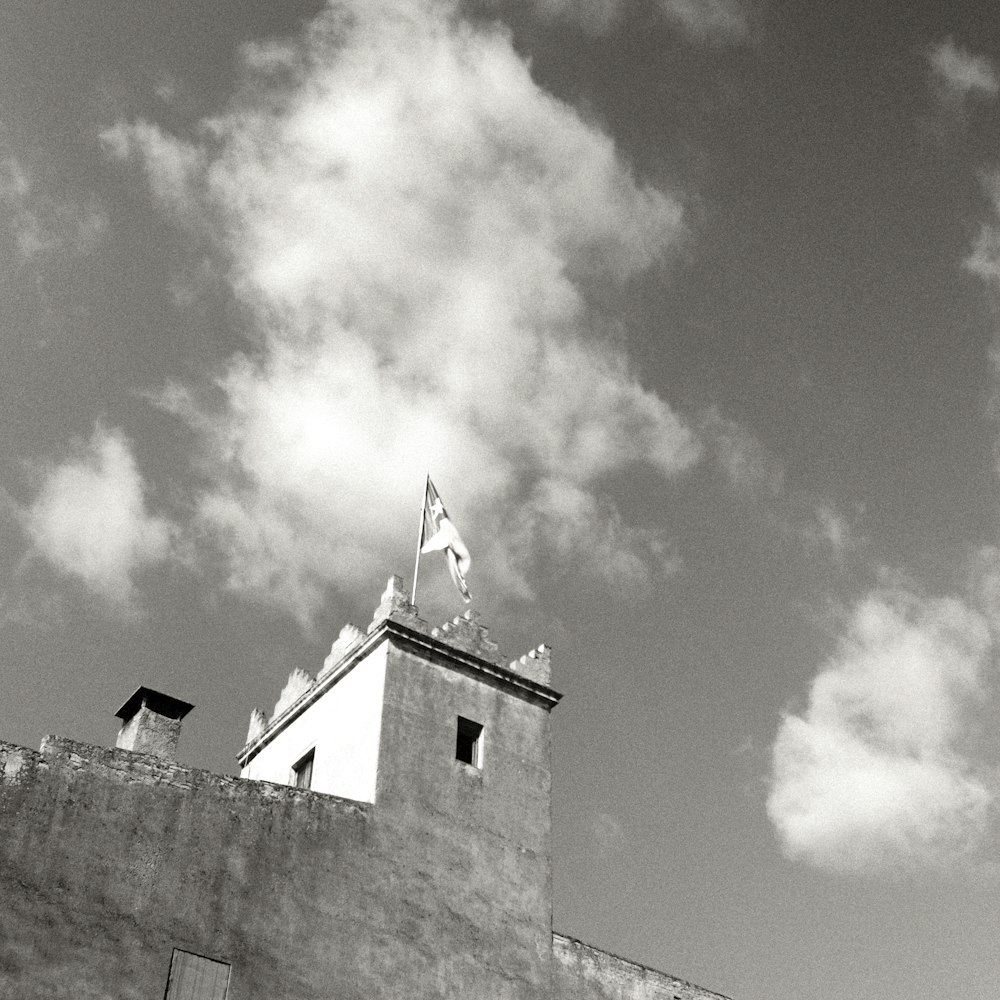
[101,0,700,620]
[25,426,171,605]
[768,589,994,872]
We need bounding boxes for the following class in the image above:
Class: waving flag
[418,477,472,603]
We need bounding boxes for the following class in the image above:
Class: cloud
[698,408,861,565]
[100,0,702,621]
[925,38,998,137]
[701,407,784,497]
[969,545,1000,633]
[526,0,752,42]
[795,501,859,564]
[964,172,1000,443]
[656,0,750,45]
[0,153,107,261]
[928,37,999,103]
[528,0,622,36]
[965,171,1000,287]
[25,425,171,605]
[768,589,994,872]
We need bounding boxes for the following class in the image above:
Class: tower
[0,573,733,1000]
[238,575,561,999]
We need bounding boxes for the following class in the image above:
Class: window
[455,716,484,768]
[291,748,315,789]
[164,949,230,1000]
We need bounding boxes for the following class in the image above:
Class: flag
[420,478,472,603]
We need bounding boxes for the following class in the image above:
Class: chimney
[114,686,193,760]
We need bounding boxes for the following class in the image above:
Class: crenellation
[319,622,365,679]
[431,608,502,664]
[271,666,314,719]
[246,707,268,744]
[510,644,552,687]
[368,574,422,633]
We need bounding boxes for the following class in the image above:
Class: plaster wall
[240,640,387,801]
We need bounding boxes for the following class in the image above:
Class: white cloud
[105,0,701,619]
[25,425,171,605]
[768,589,994,872]
[928,37,999,103]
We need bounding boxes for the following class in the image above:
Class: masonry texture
[0,576,734,1000]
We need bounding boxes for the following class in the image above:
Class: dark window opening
[456,716,484,768]
[164,949,231,1000]
[292,748,315,790]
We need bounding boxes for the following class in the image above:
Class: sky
[2,0,1000,997]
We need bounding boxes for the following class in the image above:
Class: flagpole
[411,474,429,605]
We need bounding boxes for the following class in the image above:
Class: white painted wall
[240,640,387,803]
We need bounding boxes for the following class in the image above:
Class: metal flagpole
[411,474,429,605]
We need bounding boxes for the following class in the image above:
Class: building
[0,575,732,1000]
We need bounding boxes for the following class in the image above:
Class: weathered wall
[552,935,733,1000]
[0,626,558,1000]
[0,604,727,1000]
[371,635,555,999]
[0,737,371,1000]
[116,704,182,757]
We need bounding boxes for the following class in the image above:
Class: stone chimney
[114,686,193,760]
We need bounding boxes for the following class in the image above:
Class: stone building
[0,575,732,1000]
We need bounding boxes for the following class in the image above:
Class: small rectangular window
[291,748,315,789]
[456,716,484,768]
[164,949,230,1000]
